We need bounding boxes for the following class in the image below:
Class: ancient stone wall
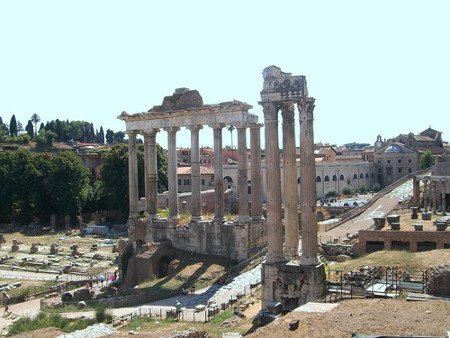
[144,219,267,262]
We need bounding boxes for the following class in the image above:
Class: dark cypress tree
[0,116,3,125]
[39,122,45,131]
[105,129,114,144]
[99,126,105,144]
[9,115,17,137]
[25,120,34,137]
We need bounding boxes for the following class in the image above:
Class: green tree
[30,113,40,138]
[113,131,125,143]
[25,120,34,138]
[9,114,17,137]
[419,150,435,169]
[342,185,356,196]
[105,129,114,144]
[46,152,91,216]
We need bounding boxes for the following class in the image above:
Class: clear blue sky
[1,1,449,149]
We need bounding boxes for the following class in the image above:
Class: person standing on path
[175,300,182,321]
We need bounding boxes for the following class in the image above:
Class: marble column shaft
[263,102,284,263]
[281,102,299,260]
[298,97,318,265]
[166,127,180,220]
[250,124,263,220]
[145,129,159,216]
[128,131,139,215]
[237,126,250,223]
[432,181,437,213]
[442,181,447,212]
[413,177,420,208]
[189,125,203,220]
[423,181,429,211]
[212,124,225,222]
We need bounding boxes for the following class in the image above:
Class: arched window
[340,174,345,181]
[353,174,358,179]
[324,175,330,182]
[316,176,321,182]
[359,173,364,179]
[332,175,337,181]
[365,173,369,179]
[371,172,374,178]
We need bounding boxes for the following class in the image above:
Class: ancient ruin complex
[118,89,266,266]
[260,66,325,310]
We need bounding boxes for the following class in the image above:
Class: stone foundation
[129,216,266,262]
[262,261,325,311]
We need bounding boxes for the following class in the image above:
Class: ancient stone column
[298,97,319,266]
[237,125,250,224]
[432,181,437,213]
[250,123,263,220]
[128,131,139,215]
[145,129,159,217]
[423,181,428,211]
[281,101,299,261]
[165,127,180,220]
[188,125,203,221]
[442,181,447,213]
[211,124,225,222]
[413,177,420,208]
[262,102,284,263]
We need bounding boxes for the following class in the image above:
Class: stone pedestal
[387,215,400,224]
[413,224,423,231]
[30,243,38,254]
[422,212,432,220]
[411,207,418,220]
[373,217,386,229]
[390,222,400,231]
[262,261,325,311]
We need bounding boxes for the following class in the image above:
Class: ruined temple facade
[260,66,325,310]
[119,88,266,262]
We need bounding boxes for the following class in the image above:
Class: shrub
[372,183,381,192]
[342,185,356,196]
[95,304,112,323]
[325,190,337,198]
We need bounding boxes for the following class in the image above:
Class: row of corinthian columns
[127,124,263,223]
[262,97,318,265]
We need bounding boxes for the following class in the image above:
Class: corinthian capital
[280,101,295,124]
[262,102,278,122]
[298,97,315,121]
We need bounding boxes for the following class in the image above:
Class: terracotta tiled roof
[177,166,214,175]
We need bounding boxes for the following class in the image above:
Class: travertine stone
[250,124,263,220]
[423,181,429,211]
[298,97,319,265]
[237,125,250,224]
[211,124,226,222]
[145,129,159,217]
[188,125,203,221]
[413,178,420,208]
[165,127,180,220]
[442,181,447,212]
[127,131,138,215]
[262,102,284,263]
[281,101,299,261]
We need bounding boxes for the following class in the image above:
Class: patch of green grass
[6,312,96,336]
[43,304,96,314]
[123,317,177,331]
[208,308,234,324]
[330,250,418,272]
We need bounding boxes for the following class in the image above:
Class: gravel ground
[56,323,116,338]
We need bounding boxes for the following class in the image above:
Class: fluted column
[188,125,203,221]
[250,124,263,220]
[237,125,250,224]
[128,131,139,215]
[144,129,159,217]
[211,124,225,222]
[262,102,284,263]
[165,127,180,220]
[413,177,420,208]
[281,102,299,261]
[442,181,447,213]
[298,97,319,266]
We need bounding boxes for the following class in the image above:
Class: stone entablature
[118,100,257,131]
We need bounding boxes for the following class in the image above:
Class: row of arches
[315,172,374,183]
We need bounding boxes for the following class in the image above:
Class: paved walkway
[319,179,414,241]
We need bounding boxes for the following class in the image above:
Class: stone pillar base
[262,261,325,311]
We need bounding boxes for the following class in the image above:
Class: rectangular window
[408,168,412,173]
[378,168,382,173]
[201,179,205,185]
[387,160,391,164]
[377,160,381,164]
[397,159,402,164]
[184,179,190,185]
[408,159,412,164]
[386,168,393,175]
[397,168,402,174]
[178,179,182,186]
